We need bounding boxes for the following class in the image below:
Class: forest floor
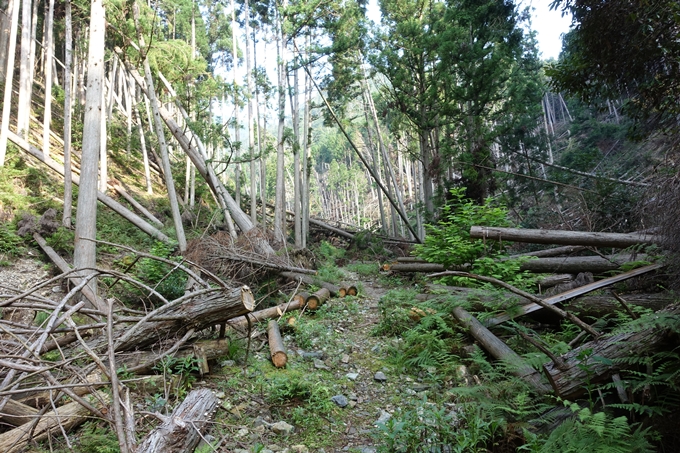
[0,257,436,453]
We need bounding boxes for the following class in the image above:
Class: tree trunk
[245,0,256,225]
[0,391,110,453]
[306,287,330,310]
[115,285,255,351]
[0,0,19,166]
[133,1,186,252]
[136,389,218,453]
[452,306,549,394]
[470,226,660,248]
[16,0,33,137]
[42,0,55,161]
[73,0,106,307]
[268,320,287,367]
[0,399,39,426]
[519,254,650,274]
[280,271,341,296]
[62,0,73,226]
[274,7,287,244]
[543,304,680,400]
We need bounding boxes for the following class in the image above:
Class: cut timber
[136,388,219,453]
[484,264,663,327]
[347,285,358,296]
[470,226,660,248]
[396,257,428,263]
[508,245,586,259]
[538,274,575,289]
[0,391,109,453]
[293,292,310,306]
[114,339,232,375]
[306,288,330,310]
[0,399,39,426]
[280,271,341,297]
[338,286,348,297]
[268,320,288,368]
[115,285,255,351]
[519,254,648,273]
[452,306,549,394]
[543,304,680,399]
[228,299,305,330]
[389,263,447,273]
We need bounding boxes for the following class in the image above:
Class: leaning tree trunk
[42,0,55,162]
[0,0,20,166]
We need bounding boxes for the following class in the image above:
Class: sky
[525,0,573,60]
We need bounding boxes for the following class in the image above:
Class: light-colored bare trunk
[133,0,187,252]
[245,0,256,224]
[16,0,33,136]
[274,8,287,243]
[0,0,20,166]
[73,0,107,305]
[41,0,55,162]
[62,0,73,226]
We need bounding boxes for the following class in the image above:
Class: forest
[0,0,679,451]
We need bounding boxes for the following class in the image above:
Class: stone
[374,371,387,382]
[291,445,309,453]
[234,449,249,453]
[271,420,295,435]
[346,372,359,381]
[235,427,249,438]
[375,409,392,425]
[331,394,349,408]
[314,359,331,370]
[267,444,284,451]
[214,391,225,399]
[341,353,350,363]
[253,415,271,428]
[220,359,235,367]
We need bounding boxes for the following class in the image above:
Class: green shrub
[414,188,536,289]
[0,223,23,257]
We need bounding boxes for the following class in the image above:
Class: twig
[108,298,131,453]
[611,291,639,319]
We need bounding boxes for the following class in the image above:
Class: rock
[298,350,325,360]
[234,449,249,453]
[253,415,271,428]
[291,445,309,453]
[271,420,295,435]
[267,444,284,451]
[235,427,249,438]
[374,371,387,382]
[349,400,357,408]
[375,409,392,425]
[341,353,350,363]
[346,372,359,381]
[220,359,236,367]
[331,394,349,408]
[314,359,331,370]
[371,345,381,353]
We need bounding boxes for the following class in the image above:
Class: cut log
[306,288,330,310]
[470,226,660,248]
[228,299,305,330]
[293,292,309,306]
[347,285,358,296]
[508,245,587,259]
[115,286,255,351]
[338,286,348,298]
[558,293,674,322]
[0,399,39,426]
[396,257,429,263]
[519,254,649,273]
[114,338,232,375]
[0,391,109,453]
[484,264,663,327]
[543,304,680,399]
[136,388,219,453]
[280,271,341,297]
[268,320,287,368]
[537,274,575,289]
[452,306,550,394]
[388,263,447,273]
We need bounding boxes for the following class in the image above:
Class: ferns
[522,403,655,453]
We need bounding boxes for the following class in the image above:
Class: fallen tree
[470,226,660,248]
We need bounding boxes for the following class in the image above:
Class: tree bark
[228,298,305,331]
[111,182,163,227]
[519,254,649,273]
[42,0,55,161]
[0,399,40,426]
[280,271,341,297]
[0,391,109,453]
[136,389,218,453]
[543,304,680,399]
[115,286,255,351]
[306,288,330,310]
[62,0,73,226]
[452,306,550,394]
[268,320,287,367]
[73,0,106,306]
[470,226,660,248]
[0,0,20,166]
